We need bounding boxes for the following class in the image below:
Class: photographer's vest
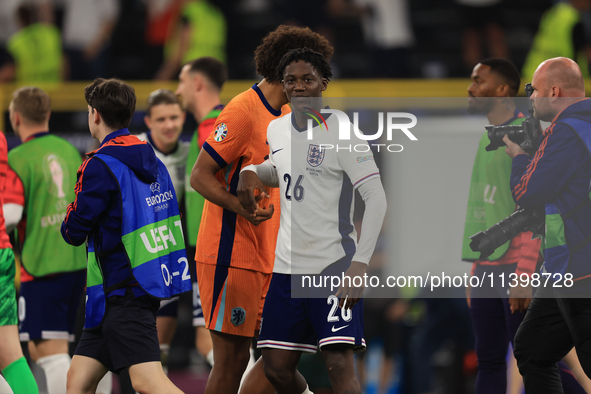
[522,2,589,80]
[8,134,86,276]
[7,23,62,83]
[185,107,221,247]
[462,116,525,262]
[543,118,591,276]
[164,1,226,64]
[85,154,192,329]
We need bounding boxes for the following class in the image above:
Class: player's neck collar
[291,107,332,133]
[251,84,282,117]
[146,130,178,156]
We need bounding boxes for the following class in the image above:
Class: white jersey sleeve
[241,160,279,188]
[351,177,386,265]
[3,203,23,234]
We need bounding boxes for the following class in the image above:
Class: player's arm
[351,177,387,266]
[242,160,280,188]
[508,231,540,313]
[154,12,190,80]
[61,158,117,246]
[0,47,15,82]
[238,160,279,216]
[504,126,590,207]
[335,136,387,308]
[336,177,387,309]
[190,148,274,226]
[3,166,24,233]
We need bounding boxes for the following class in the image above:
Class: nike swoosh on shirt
[331,325,349,332]
[272,148,284,155]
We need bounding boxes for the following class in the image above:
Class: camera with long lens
[469,207,545,260]
[483,83,542,156]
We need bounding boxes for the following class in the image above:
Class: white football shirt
[267,112,381,275]
[136,132,190,198]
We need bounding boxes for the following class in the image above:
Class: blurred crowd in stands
[3,0,590,83]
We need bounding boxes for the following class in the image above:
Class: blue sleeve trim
[203,142,228,169]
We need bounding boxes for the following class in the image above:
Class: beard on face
[467,96,494,115]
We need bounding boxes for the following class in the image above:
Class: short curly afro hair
[276,48,333,82]
[254,25,334,83]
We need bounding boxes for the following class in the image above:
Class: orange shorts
[196,261,272,337]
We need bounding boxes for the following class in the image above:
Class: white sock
[205,349,214,367]
[95,371,113,394]
[0,375,14,394]
[160,344,170,375]
[37,353,71,394]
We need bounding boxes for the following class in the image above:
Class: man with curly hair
[190,26,333,394]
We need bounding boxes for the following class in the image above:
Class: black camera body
[484,117,540,155]
[482,83,542,156]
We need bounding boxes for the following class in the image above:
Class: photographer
[462,58,544,393]
[504,57,591,393]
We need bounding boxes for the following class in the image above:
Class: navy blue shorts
[258,273,365,353]
[75,288,161,373]
[156,297,178,318]
[18,270,86,342]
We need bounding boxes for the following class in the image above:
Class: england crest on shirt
[307,144,325,167]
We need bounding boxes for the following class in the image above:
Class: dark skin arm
[335,261,367,310]
[191,149,274,225]
[237,170,270,217]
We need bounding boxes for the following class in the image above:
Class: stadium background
[1,0,587,393]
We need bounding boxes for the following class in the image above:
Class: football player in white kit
[237,48,387,394]
[137,89,189,373]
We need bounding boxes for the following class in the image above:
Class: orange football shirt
[196,84,290,274]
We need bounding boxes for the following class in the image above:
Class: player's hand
[503,135,529,158]
[239,203,274,226]
[237,170,269,216]
[335,261,367,310]
[508,283,532,313]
